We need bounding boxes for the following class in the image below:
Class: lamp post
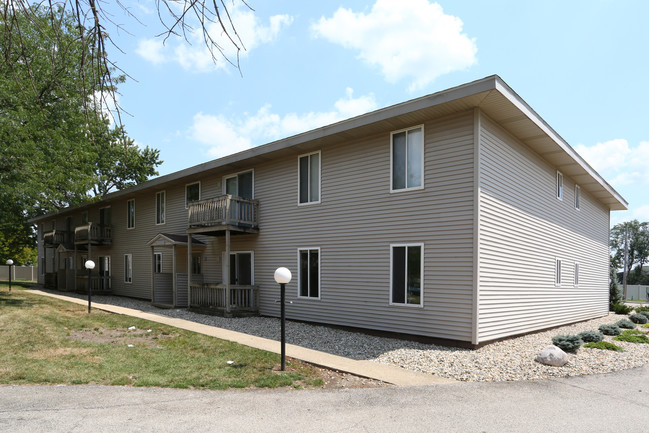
[274,267,292,371]
[6,259,13,292]
[85,260,95,313]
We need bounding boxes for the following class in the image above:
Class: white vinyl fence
[626,285,649,301]
[0,265,38,282]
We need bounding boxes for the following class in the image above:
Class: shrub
[634,306,649,313]
[583,341,625,352]
[629,313,649,324]
[609,266,622,307]
[599,324,622,336]
[551,334,583,353]
[611,303,633,315]
[613,330,649,344]
[638,311,649,320]
[615,319,637,329]
[577,330,604,343]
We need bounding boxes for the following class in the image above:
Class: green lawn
[0,284,323,390]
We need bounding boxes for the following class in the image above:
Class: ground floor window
[154,253,162,274]
[298,248,320,298]
[555,258,562,286]
[192,255,202,275]
[391,244,423,306]
[124,254,133,283]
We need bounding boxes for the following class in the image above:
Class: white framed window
[391,126,424,192]
[224,170,254,199]
[192,255,202,275]
[156,191,165,225]
[298,248,320,299]
[555,258,562,286]
[298,151,321,205]
[556,171,563,200]
[154,253,162,274]
[390,243,424,306]
[574,185,581,210]
[124,254,133,283]
[186,182,201,208]
[127,199,135,229]
[574,262,579,287]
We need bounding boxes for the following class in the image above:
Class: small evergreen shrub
[583,341,625,352]
[577,330,604,343]
[629,313,649,324]
[615,319,637,329]
[614,330,649,344]
[638,311,649,320]
[551,334,583,352]
[642,323,649,329]
[599,324,622,336]
[634,306,649,313]
[611,303,633,315]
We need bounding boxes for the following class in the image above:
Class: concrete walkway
[28,290,454,386]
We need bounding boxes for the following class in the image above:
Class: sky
[102,0,649,226]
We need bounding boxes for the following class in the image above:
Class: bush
[629,313,649,324]
[583,341,625,352]
[615,319,637,329]
[611,303,633,315]
[638,311,649,320]
[552,334,583,353]
[634,306,649,313]
[613,330,649,344]
[577,330,604,343]
[599,324,622,336]
[609,267,622,307]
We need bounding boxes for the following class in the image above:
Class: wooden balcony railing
[188,195,259,229]
[43,230,72,246]
[74,222,112,244]
[189,283,259,314]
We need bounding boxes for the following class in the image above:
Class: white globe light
[274,267,292,284]
[85,260,96,270]
[6,259,13,266]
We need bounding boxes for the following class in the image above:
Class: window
[555,258,562,286]
[224,171,253,198]
[574,262,579,287]
[186,182,201,208]
[298,152,320,204]
[556,171,563,200]
[391,126,423,191]
[574,185,581,210]
[81,211,88,224]
[391,244,423,306]
[51,220,56,230]
[154,253,162,274]
[192,255,202,275]
[124,254,133,283]
[298,248,320,298]
[127,199,135,229]
[156,191,165,224]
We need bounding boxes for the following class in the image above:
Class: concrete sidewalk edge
[27,290,455,386]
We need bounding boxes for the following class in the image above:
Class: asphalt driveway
[1,363,647,432]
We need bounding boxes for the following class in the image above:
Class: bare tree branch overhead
[1,0,251,126]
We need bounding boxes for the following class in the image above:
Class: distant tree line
[610,220,649,290]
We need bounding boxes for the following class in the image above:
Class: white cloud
[188,89,377,157]
[136,5,293,72]
[311,0,477,91]
[575,139,649,187]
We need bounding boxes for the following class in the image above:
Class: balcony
[43,230,72,247]
[189,283,259,317]
[74,222,112,245]
[188,195,259,235]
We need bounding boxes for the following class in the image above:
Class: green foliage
[577,330,604,343]
[611,303,633,315]
[613,330,649,344]
[551,334,583,353]
[598,324,622,336]
[629,313,649,324]
[610,221,649,286]
[583,341,625,352]
[615,319,637,329]
[609,266,623,308]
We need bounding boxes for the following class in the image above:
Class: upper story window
[298,151,320,204]
[127,199,135,229]
[556,171,563,200]
[186,182,201,208]
[391,126,423,192]
[224,170,253,199]
[574,185,581,210]
[156,191,166,225]
[390,243,423,306]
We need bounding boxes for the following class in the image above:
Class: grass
[0,284,324,390]
[583,341,625,352]
[613,330,649,344]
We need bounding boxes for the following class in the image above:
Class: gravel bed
[45,291,649,382]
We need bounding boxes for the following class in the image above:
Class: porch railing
[43,230,72,246]
[74,222,112,244]
[188,195,259,229]
[75,273,112,293]
[189,283,259,312]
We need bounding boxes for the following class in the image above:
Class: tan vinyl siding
[477,113,609,342]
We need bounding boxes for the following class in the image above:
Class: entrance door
[225,252,252,285]
[98,256,111,290]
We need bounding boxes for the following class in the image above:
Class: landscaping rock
[535,345,569,367]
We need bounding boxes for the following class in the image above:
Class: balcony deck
[43,230,72,247]
[74,222,112,245]
[187,195,259,235]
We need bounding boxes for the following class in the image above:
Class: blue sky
[104,0,648,226]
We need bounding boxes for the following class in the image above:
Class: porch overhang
[146,233,206,248]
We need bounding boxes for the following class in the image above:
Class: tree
[609,263,622,308]
[0,6,161,265]
[610,220,649,297]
